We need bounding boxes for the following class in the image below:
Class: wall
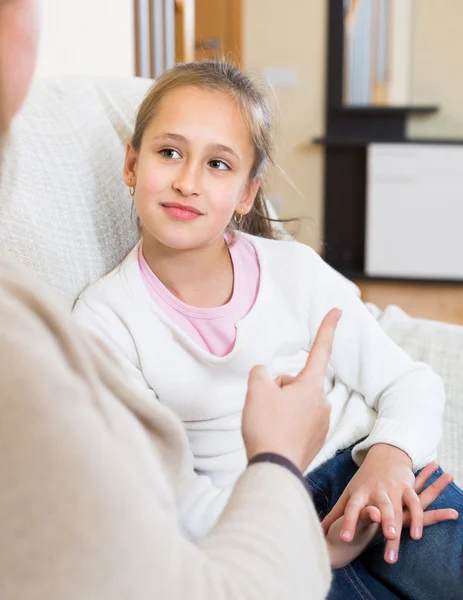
[388,0,413,105]
[36,0,135,79]
[244,0,463,247]
[408,0,463,138]
[243,0,326,250]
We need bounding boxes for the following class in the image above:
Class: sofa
[0,75,461,486]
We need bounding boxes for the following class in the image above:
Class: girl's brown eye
[209,159,229,171]
[161,148,181,159]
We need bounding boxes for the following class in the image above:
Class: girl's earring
[234,212,243,225]
[129,186,136,197]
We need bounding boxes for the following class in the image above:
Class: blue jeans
[306,445,463,600]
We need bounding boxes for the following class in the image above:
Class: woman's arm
[1,258,332,600]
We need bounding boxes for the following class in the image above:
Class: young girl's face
[124,85,260,251]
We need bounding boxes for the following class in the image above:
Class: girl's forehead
[154,86,245,125]
[147,86,253,152]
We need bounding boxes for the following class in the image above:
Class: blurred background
[35,0,463,323]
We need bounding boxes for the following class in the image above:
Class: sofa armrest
[370,303,463,486]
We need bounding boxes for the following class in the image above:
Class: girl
[74,61,462,599]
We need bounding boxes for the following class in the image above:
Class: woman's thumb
[321,493,349,534]
[247,365,272,388]
[359,506,381,527]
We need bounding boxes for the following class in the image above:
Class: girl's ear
[123,142,138,187]
[237,177,261,215]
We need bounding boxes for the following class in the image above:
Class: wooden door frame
[135,0,243,71]
[229,0,243,65]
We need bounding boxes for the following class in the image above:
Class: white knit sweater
[74,234,445,541]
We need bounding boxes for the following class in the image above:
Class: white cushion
[372,303,463,486]
[0,75,153,308]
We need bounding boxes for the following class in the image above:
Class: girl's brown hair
[131,60,291,239]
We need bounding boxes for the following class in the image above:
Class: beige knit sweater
[0,255,331,600]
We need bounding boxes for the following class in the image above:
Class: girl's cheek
[139,168,159,191]
[213,201,238,222]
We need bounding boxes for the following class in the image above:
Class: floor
[355,281,463,326]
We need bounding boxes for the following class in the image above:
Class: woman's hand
[242,308,341,472]
[326,462,459,569]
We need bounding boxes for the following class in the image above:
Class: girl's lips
[161,203,202,221]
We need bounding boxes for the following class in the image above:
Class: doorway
[175,0,242,64]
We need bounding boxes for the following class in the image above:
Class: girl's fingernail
[341,530,352,541]
[386,550,397,563]
[335,309,343,321]
[413,527,422,539]
[387,526,396,536]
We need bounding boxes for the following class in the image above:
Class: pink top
[138,236,260,357]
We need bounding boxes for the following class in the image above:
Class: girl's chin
[143,229,206,251]
[141,219,229,251]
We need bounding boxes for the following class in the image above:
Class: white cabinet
[365,143,463,280]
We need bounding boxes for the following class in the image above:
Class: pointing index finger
[298,308,342,381]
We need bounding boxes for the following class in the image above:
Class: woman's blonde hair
[131,60,285,239]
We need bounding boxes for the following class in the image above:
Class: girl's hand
[322,443,454,564]
[326,463,459,569]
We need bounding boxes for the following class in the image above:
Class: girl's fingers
[340,496,365,542]
[422,508,459,526]
[403,508,458,528]
[403,487,424,540]
[376,494,398,541]
[414,462,439,494]
[417,473,454,510]
[402,474,458,528]
[383,494,403,564]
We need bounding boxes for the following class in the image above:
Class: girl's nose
[173,163,201,196]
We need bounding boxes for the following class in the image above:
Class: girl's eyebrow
[153,132,186,143]
[211,143,240,161]
[153,133,241,161]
